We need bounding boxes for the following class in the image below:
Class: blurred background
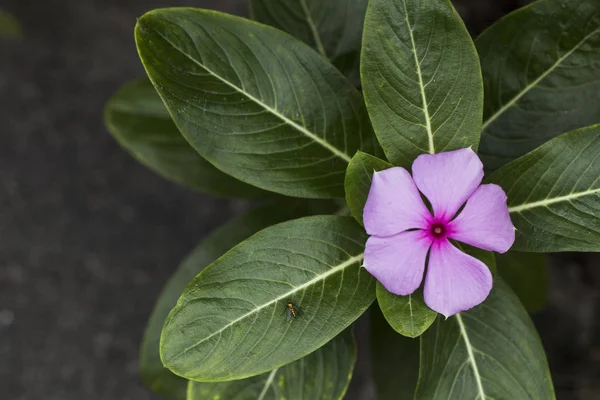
[1,0,598,399]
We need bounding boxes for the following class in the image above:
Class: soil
[0,0,598,399]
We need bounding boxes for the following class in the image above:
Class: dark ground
[0,0,598,399]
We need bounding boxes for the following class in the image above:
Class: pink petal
[423,239,493,317]
[364,230,432,296]
[363,167,431,236]
[412,148,484,221]
[448,184,515,253]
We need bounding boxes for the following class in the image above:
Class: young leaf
[371,305,420,400]
[250,0,368,85]
[160,215,375,381]
[477,0,600,171]
[361,0,483,167]
[376,285,436,338]
[0,10,22,38]
[135,9,379,199]
[104,79,266,198]
[344,151,392,225]
[415,279,555,399]
[187,329,356,400]
[497,252,548,313]
[139,202,336,399]
[488,124,600,252]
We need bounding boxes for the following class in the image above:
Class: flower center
[429,222,446,239]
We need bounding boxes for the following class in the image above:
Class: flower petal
[448,184,515,253]
[364,230,432,296]
[363,167,431,236]
[412,148,484,221]
[423,239,492,317]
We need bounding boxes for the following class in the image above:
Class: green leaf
[488,124,600,252]
[187,329,356,400]
[376,285,436,338]
[477,0,600,171]
[361,0,483,167]
[160,215,375,381]
[0,10,22,38]
[415,279,555,399]
[250,0,368,85]
[370,305,419,400]
[498,252,548,313]
[135,8,380,199]
[344,151,392,225]
[139,202,336,399]
[104,79,266,197]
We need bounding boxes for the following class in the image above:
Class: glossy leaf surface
[376,285,436,338]
[160,215,375,381]
[105,79,265,197]
[139,202,336,398]
[250,0,367,85]
[361,0,483,166]
[136,8,379,198]
[488,124,600,252]
[416,279,554,399]
[477,0,600,171]
[187,330,355,400]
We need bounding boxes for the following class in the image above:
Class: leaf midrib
[257,368,278,400]
[402,0,435,154]
[299,0,327,58]
[482,28,600,131]
[508,187,600,213]
[407,295,416,335]
[164,253,364,363]
[150,25,352,163]
[455,313,486,399]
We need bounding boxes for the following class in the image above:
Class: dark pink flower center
[429,221,447,239]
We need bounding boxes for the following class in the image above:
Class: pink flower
[363,148,515,317]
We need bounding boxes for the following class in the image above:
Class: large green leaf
[376,285,436,339]
[361,0,483,167]
[105,79,265,197]
[488,124,600,252]
[477,0,600,171]
[0,10,22,38]
[415,279,555,399]
[187,329,355,400]
[135,8,379,199]
[139,202,336,399]
[497,252,548,313]
[250,0,367,85]
[370,305,419,400]
[160,215,375,381]
[344,151,392,225]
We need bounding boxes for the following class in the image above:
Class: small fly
[284,300,302,322]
